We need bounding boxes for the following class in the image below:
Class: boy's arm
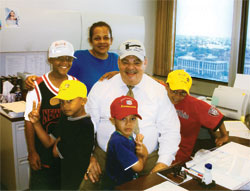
[132,134,148,172]
[32,121,55,148]
[25,120,41,170]
[28,101,55,148]
[215,122,229,146]
[131,144,148,172]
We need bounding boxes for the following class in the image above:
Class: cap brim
[50,97,60,106]
[169,83,190,94]
[120,52,144,61]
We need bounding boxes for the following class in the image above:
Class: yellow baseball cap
[50,80,87,106]
[166,70,192,94]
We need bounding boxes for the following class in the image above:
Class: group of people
[24,21,229,190]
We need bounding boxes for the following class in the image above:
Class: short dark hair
[88,21,113,43]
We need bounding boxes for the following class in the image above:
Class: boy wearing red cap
[102,96,148,189]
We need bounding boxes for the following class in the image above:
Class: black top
[52,114,95,190]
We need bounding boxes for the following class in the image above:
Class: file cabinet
[0,114,29,190]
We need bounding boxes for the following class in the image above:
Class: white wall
[0,0,156,75]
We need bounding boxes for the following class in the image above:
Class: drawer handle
[17,127,25,131]
[19,159,29,164]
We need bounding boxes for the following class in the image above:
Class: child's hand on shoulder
[28,101,41,124]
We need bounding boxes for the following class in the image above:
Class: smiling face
[166,84,187,105]
[118,55,147,86]
[110,115,138,138]
[49,56,73,77]
[89,26,112,58]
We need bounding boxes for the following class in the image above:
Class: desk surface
[116,137,250,191]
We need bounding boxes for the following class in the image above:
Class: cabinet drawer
[17,158,30,190]
[15,122,28,159]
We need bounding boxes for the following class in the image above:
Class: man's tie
[126,85,140,134]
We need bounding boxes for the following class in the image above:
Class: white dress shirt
[86,74,180,165]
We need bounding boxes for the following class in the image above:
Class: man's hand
[99,71,119,81]
[25,75,38,90]
[151,162,168,173]
[84,156,102,183]
[28,151,41,170]
[28,101,41,124]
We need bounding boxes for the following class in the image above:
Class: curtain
[153,0,176,77]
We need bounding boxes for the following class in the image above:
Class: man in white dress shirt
[80,39,180,190]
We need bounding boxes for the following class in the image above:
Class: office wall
[0,0,156,75]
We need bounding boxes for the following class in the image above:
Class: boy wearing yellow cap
[165,70,228,164]
[102,96,148,189]
[28,80,94,190]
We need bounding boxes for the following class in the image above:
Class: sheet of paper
[0,101,26,113]
[189,142,250,190]
[234,74,250,91]
[5,55,26,75]
[224,121,250,139]
[145,181,188,191]
[26,54,47,76]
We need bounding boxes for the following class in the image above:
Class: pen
[183,168,203,178]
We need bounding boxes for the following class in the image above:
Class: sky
[176,0,234,38]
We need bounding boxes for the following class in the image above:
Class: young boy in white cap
[28,80,94,190]
[165,69,228,164]
[24,40,77,190]
[102,95,148,189]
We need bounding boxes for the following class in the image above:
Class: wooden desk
[116,137,250,191]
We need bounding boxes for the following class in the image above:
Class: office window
[244,1,250,75]
[173,0,234,82]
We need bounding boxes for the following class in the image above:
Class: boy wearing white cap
[28,80,94,190]
[24,40,77,190]
[102,96,148,189]
[165,70,228,164]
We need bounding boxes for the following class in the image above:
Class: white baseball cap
[48,40,76,58]
[119,40,146,61]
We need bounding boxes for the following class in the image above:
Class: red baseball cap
[110,96,142,120]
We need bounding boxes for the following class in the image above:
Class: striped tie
[127,85,140,134]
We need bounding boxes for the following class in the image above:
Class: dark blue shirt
[106,131,138,187]
[68,50,119,93]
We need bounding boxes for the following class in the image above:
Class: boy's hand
[135,133,144,143]
[25,75,38,90]
[28,101,41,124]
[135,134,148,158]
[52,138,61,158]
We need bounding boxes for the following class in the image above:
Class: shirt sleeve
[85,81,103,133]
[156,90,181,165]
[196,100,224,130]
[67,51,80,79]
[24,89,38,121]
[114,141,138,171]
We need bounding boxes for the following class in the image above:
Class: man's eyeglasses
[170,89,187,97]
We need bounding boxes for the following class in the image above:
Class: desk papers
[186,142,250,190]
[145,181,188,191]
[224,121,250,139]
[0,101,25,118]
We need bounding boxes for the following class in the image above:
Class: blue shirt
[68,50,119,93]
[106,131,138,187]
